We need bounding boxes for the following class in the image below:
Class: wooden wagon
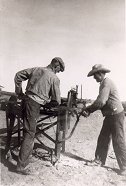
[4,87,80,164]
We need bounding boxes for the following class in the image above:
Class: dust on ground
[0,110,126,186]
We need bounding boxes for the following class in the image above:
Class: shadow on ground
[62,151,119,174]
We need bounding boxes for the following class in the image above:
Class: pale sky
[0,0,126,100]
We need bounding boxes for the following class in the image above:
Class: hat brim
[87,68,110,77]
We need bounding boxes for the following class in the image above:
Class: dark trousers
[17,96,40,169]
[95,111,126,170]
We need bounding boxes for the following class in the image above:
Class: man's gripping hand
[16,92,25,100]
[45,100,59,109]
[81,110,90,117]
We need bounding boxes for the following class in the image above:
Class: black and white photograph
[0,0,126,185]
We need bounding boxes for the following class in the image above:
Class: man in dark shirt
[84,64,126,176]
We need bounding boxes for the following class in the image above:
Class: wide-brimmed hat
[87,64,110,77]
[51,57,65,72]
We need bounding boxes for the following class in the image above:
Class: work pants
[95,111,126,170]
[17,96,40,169]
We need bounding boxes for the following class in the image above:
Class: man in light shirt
[14,57,65,175]
[84,64,126,176]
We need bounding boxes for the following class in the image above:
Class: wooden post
[55,113,63,159]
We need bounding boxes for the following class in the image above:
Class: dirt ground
[0,110,126,186]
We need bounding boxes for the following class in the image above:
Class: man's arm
[86,80,110,113]
[14,68,35,95]
[50,77,61,105]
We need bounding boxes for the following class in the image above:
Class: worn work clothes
[15,66,61,170]
[17,96,40,169]
[87,77,126,171]
[87,77,123,116]
[95,111,126,170]
[14,66,61,105]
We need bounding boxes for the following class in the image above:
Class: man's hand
[81,110,90,117]
[16,92,25,100]
[44,100,59,109]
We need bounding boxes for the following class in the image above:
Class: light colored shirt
[14,66,61,105]
[87,77,124,116]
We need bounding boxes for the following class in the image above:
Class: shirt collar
[100,77,106,85]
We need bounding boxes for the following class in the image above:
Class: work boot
[86,159,104,167]
[28,155,38,164]
[16,166,39,175]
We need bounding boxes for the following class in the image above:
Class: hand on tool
[16,92,25,101]
[81,110,90,117]
[45,100,59,109]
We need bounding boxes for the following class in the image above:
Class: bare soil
[0,110,126,186]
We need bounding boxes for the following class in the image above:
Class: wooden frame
[5,88,78,164]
